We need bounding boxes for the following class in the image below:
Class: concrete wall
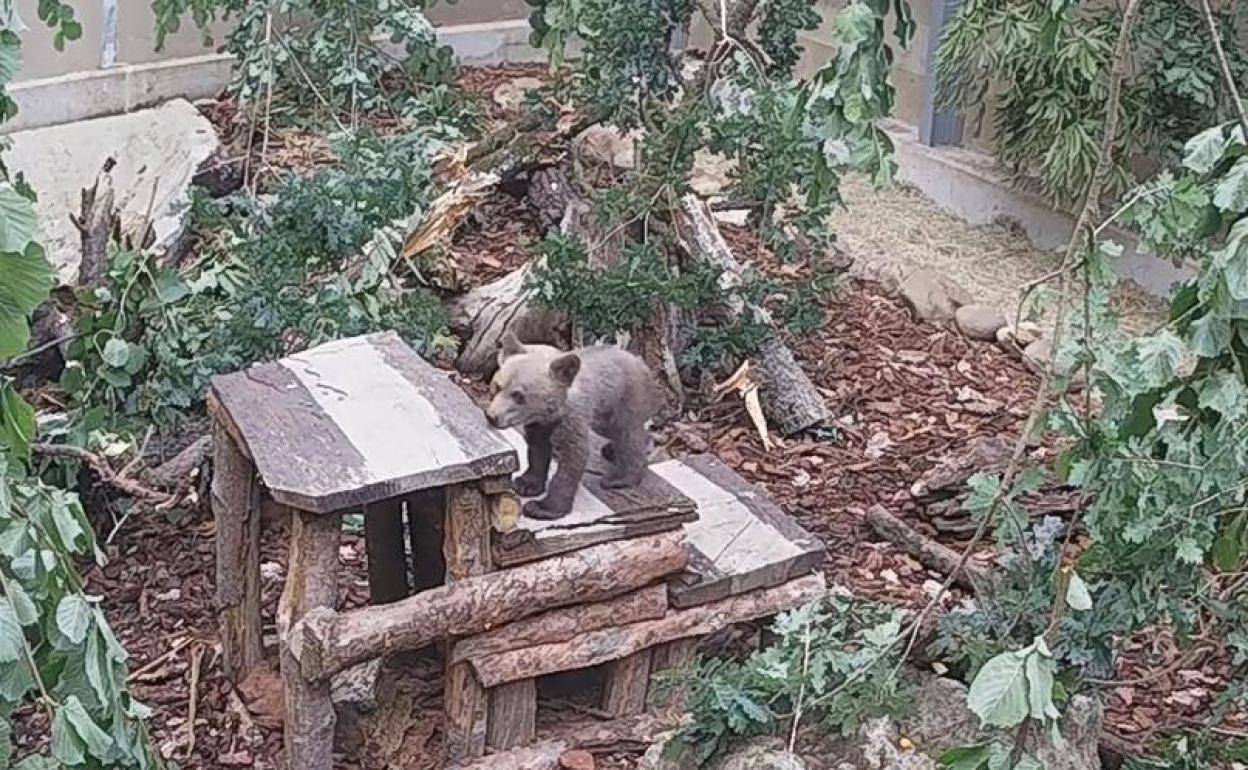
[10,0,530,82]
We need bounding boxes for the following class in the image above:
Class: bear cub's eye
[510,391,526,405]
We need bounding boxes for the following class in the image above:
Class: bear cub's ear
[549,353,581,387]
[498,331,526,363]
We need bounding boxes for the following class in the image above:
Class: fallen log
[289,533,688,681]
[141,434,212,490]
[673,195,830,435]
[470,572,826,688]
[450,584,669,665]
[865,505,993,595]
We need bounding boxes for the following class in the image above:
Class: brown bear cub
[485,332,661,520]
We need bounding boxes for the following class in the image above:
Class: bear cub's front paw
[513,472,547,497]
[523,499,569,520]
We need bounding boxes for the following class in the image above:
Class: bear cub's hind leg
[601,420,648,489]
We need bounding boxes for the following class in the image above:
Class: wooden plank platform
[492,429,697,567]
[208,332,519,513]
[651,454,824,608]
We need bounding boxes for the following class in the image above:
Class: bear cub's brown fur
[485,332,661,520]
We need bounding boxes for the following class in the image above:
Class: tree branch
[1198,0,1248,142]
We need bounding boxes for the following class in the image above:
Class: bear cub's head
[485,332,581,429]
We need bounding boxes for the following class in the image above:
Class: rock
[711,739,806,770]
[690,150,735,196]
[899,269,975,323]
[573,125,635,169]
[955,304,1007,340]
[331,657,382,713]
[6,99,219,284]
[492,76,545,112]
[560,749,596,770]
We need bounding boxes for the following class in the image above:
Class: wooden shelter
[208,331,826,768]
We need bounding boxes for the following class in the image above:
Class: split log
[865,505,993,595]
[674,195,830,435]
[289,533,688,681]
[279,509,342,770]
[451,585,669,665]
[470,573,826,688]
[211,423,262,683]
[72,158,119,289]
[602,651,652,716]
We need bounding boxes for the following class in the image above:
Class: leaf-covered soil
[15,64,1243,769]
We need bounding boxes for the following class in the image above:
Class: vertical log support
[444,483,494,760]
[487,679,537,751]
[648,639,700,708]
[279,510,342,770]
[602,650,653,717]
[364,497,409,604]
[212,420,263,683]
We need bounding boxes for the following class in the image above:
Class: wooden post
[602,651,653,717]
[279,510,342,770]
[212,420,263,683]
[407,489,446,592]
[364,497,409,604]
[445,483,492,760]
[648,639,699,708]
[487,679,537,751]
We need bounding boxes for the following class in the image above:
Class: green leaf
[1213,157,1248,213]
[55,594,92,645]
[153,269,191,305]
[1024,648,1060,721]
[0,381,35,459]
[6,579,37,625]
[0,183,39,254]
[1175,536,1204,564]
[1198,370,1248,419]
[966,650,1030,728]
[1184,124,1231,174]
[62,695,113,758]
[0,243,53,358]
[13,755,58,770]
[939,744,990,770]
[0,598,25,662]
[49,492,86,551]
[1135,331,1185,387]
[1188,314,1231,357]
[1065,570,1092,611]
[50,703,85,765]
[1212,511,1248,571]
[100,338,130,368]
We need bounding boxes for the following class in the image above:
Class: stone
[711,739,806,770]
[1022,338,1053,374]
[573,125,635,170]
[898,269,975,323]
[560,749,596,770]
[5,99,219,284]
[690,150,735,196]
[955,304,1008,341]
[331,657,382,713]
[492,76,545,112]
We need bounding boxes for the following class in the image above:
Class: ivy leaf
[55,594,92,645]
[1065,570,1093,611]
[1184,124,1231,174]
[1135,331,1185,387]
[0,243,53,359]
[966,650,1029,728]
[1213,157,1248,213]
[0,597,26,662]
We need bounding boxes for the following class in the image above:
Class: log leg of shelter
[445,482,498,760]
[210,418,263,684]
[279,510,342,770]
[602,651,653,716]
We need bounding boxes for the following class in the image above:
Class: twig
[31,443,175,507]
[1198,0,1248,141]
[184,643,205,759]
[787,626,812,753]
[127,636,194,683]
[0,333,79,369]
[256,12,276,193]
